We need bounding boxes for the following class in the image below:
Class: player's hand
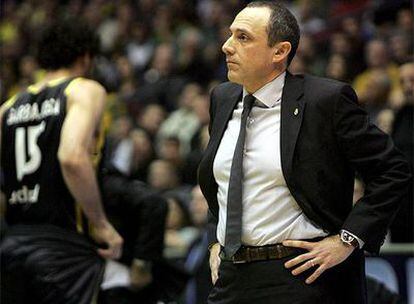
[209,243,221,284]
[283,235,355,284]
[92,222,123,259]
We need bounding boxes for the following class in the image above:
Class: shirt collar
[242,71,286,108]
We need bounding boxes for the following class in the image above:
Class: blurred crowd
[1,0,413,303]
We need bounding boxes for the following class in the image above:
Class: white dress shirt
[213,72,328,246]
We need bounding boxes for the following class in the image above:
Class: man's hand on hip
[209,243,221,284]
[283,235,355,284]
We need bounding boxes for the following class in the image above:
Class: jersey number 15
[15,121,46,181]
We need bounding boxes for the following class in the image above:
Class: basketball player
[0,19,122,303]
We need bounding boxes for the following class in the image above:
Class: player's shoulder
[64,78,107,108]
[66,77,106,96]
[1,94,19,110]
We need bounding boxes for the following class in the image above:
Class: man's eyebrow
[229,26,254,36]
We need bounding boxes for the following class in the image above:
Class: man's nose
[222,37,234,55]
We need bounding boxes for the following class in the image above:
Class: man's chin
[227,72,242,84]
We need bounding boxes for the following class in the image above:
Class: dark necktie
[224,94,255,258]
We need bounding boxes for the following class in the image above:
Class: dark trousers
[102,174,168,263]
[208,249,367,304]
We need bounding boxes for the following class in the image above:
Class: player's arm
[58,78,122,259]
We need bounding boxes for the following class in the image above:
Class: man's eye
[238,34,248,41]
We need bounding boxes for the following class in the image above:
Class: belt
[220,244,301,264]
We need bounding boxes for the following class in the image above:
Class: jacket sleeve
[334,85,412,253]
[206,86,219,248]
[207,210,219,248]
[208,86,217,135]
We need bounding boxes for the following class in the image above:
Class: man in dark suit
[198,2,411,304]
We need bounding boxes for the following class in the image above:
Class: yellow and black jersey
[1,77,103,234]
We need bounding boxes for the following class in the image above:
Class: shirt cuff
[340,229,365,249]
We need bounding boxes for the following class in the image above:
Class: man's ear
[272,41,292,65]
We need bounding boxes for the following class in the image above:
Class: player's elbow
[58,147,88,174]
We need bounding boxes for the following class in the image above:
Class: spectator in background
[129,128,156,181]
[148,159,180,192]
[159,136,184,170]
[104,115,133,166]
[164,193,198,260]
[184,185,212,304]
[135,103,167,140]
[389,33,412,65]
[157,83,202,156]
[181,93,211,185]
[152,4,174,43]
[183,124,210,185]
[125,21,154,73]
[176,27,211,85]
[293,0,326,36]
[339,17,365,77]
[288,54,308,74]
[188,93,210,151]
[353,39,401,105]
[329,28,364,81]
[115,55,136,96]
[325,54,350,82]
[396,5,413,41]
[100,174,168,294]
[135,43,186,112]
[358,70,392,121]
[109,127,155,181]
[82,0,103,29]
[97,2,135,54]
[108,128,136,177]
[191,93,210,133]
[329,32,353,60]
[18,55,38,86]
[295,34,325,76]
[376,109,394,135]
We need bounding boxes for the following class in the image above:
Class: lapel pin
[294,108,299,116]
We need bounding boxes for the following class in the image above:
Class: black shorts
[1,224,104,304]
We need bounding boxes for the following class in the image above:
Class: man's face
[366,41,388,68]
[400,63,414,102]
[222,7,278,90]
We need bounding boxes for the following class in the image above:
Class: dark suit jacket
[198,72,411,254]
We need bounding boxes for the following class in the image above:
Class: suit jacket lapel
[202,84,242,215]
[208,85,242,167]
[280,72,305,180]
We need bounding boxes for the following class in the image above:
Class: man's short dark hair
[246,1,300,65]
[36,18,99,70]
